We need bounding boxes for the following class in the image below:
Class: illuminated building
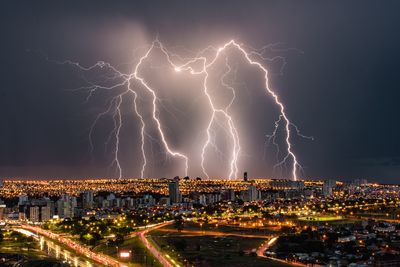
[82,190,94,209]
[138,194,156,207]
[198,193,221,205]
[0,202,5,220]
[158,197,170,206]
[248,185,261,201]
[29,206,40,222]
[269,179,304,190]
[352,179,368,186]
[57,195,77,218]
[19,195,28,205]
[168,179,181,204]
[18,198,54,222]
[221,189,235,201]
[41,205,51,221]
[323,179,336,197]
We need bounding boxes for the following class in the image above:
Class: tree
[81,233,94,245]
[174,216,184,231]
[91,232,102,246]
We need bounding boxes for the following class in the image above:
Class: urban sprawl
[0,176,399,267]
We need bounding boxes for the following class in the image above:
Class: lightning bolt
[129,90,147,178]
[48,38,310,180]
[169,40,306,180]
[112,95,123,178]
[132,42,189,177]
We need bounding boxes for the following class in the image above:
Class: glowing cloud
[51,38,311,180]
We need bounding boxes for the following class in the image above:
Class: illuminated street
[137,221,174,267]
[19,224,127,267]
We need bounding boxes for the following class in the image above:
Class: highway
[17,221,296,267]
[137,221,175,267]
[18,221,176,267]
[20,224,129,267]
[39,236,96,267]
[13,228,96,267]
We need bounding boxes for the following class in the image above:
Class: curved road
[137,221,174,267]
[157,228,269,239]
[256,236,307,267]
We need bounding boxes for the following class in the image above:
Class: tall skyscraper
[248,185,261,201]
[18,195,28,205]
[18,198,54,222]
[169,179,182,204]
[29,206,40,222]
[41,206,51,221]
[82,191,94,209]
[0,202,5,220]
[244,172,248,182]
[323,179,336,197]
[57,195,77,218]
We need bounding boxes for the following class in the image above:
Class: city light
[119,251,131,258]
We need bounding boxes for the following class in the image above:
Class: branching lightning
[132,42,189,177]
[50,38,311,180]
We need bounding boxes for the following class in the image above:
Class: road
[17,222,303,267]
[256,236,278,257]
[256,236,307,267]
[149,225,304,267]
[157,228,269,239]
[14,228,96,267]
[17,221,175,267]
[20,224,129,267]
[137,221,175,267]
[140,224,300,267]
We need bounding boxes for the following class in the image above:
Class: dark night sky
[1,1,400,182]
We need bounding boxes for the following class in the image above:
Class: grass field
[149,226,292,267]
[163,221,279,236]
[297,215,343,221]
[94,235,162,267]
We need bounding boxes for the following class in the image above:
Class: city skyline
[1,1,400,182]
[1,176,399,266]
